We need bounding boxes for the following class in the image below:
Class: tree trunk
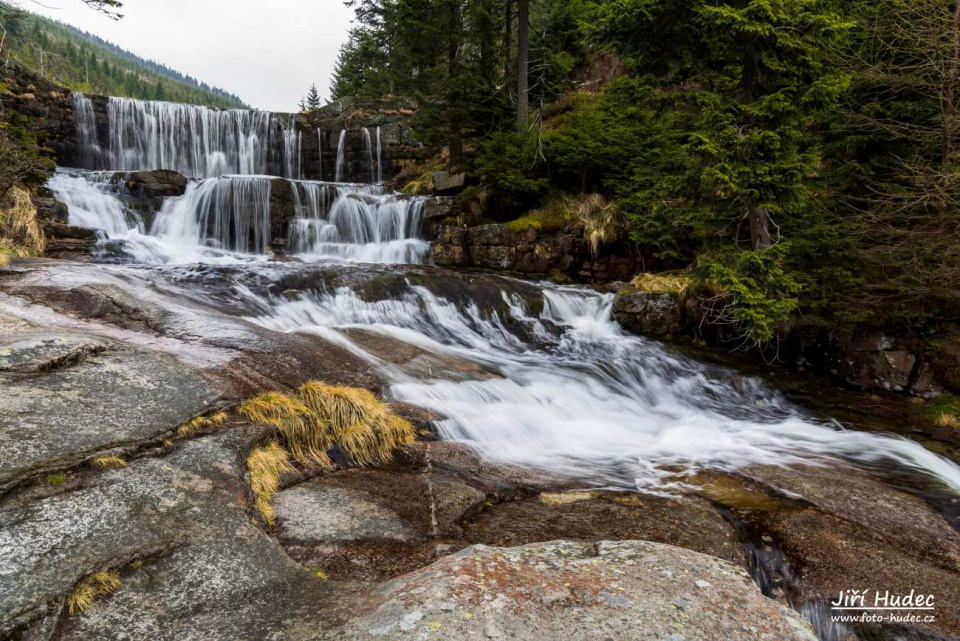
[517,0,529,131]
[504,0,513,77]
[749,206,773,250]
[448,0,463,167]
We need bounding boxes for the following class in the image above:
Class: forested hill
[0,4,247,108]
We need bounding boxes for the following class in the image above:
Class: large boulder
[336,540,818,641]
[612,289,682,335]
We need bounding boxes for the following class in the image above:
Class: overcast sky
[27,0,355,111]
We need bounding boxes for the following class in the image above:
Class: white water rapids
[240,278,960,495]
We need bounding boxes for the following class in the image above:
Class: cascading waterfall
[47,169,144,236]
[151,175,272,255]
[47,170,427,265]
[287,181,428,263]
[282,115,301,179]
[335,130,347,182]
[106,97,276,177]
[376,126,382,185]
[362,127,374,184]
[69,94,307,179]
[244,281,960,497]
[71,93,102,169]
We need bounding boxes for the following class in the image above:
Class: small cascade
[376,126,382,184]
[335,130,347,182]
[152,175,272,255]
[362,127,374,184]
[246,282,960,498]
[47,170,143,236]
[287,181,428,263]
[316,128,323,181]
[71,93,102,169]
[282,115,300,179]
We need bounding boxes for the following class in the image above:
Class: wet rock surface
[334,540,818,641]
[0,327,218,490]
[2,257,959,641]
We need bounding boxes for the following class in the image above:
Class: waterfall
[362,127,374,184]
[334,130,347,182]
[316,128,323,181]
[282,115,300,179]
[47,169,143,235]
[287,181,428,263]
[68,95,306,178]
[151,175,272,255]
[46,170,427,265]
[376,126,382,185]
[71,93,102,169]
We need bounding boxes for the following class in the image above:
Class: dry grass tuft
[176,410,229,437]
[630,272,690,296]
[0,185,44,265]
[936,412,960,430]
[247,440,296,525]
[568,193,623,258]
[67,570,121,615]
[91,455,126,469]
[240,383,416,471]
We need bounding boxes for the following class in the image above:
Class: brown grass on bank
[936,412,960,430]
[246,440,296,525]
[568,193,623,259]
[630,272,690,296]
[67,570,121,615]
[239,382,417,523]
[0,184,44,265]
[239,382,416,471]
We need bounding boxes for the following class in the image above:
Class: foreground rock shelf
[1,258,959,641]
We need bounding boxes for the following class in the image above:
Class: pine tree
[306,84,321,111]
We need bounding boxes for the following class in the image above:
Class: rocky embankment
[1,260,958,640]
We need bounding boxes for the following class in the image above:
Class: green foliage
[471,130,549,214]
[697,245,803,344]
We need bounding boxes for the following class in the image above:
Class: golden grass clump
[176,410,229,437]
[936,412,960,430]
[247,440,296,525]
[67,570,121,615]
[91,455,126,469]
[568,193,623,258]
[630,272,690,296]
[0,185,44,265]
[239,382,417,471]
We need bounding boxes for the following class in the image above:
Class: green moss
[914,394,960,426]
[47,472,67,486]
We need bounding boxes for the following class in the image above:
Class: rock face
[786,328,945,397]
[429,223,640,281]
[336,540,818,641]
[612,289,682,336]
[431,170,466,195]
[299,96,430,184]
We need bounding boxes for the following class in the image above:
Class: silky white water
[48,170,143,236]
[46,170,428,265]
[243,280,960,495]
[287,181,428,264]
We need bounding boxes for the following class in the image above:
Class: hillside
[0,4,247,108]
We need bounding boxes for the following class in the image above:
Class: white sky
[27,0,355,111]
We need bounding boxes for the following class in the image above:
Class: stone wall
[428,222,640,282]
